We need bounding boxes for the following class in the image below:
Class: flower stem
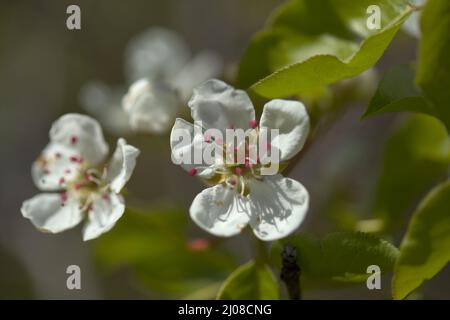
[247,228,269,266]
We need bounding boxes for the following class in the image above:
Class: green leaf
[95,206,237,298]
[416,0,450,133]
[392,181,450,300]
[238,0,412,98]
[371,114,450,231]
[217,261,280,300]
[362,65,435,119]
[271,232,398,289]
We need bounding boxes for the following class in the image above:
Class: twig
[280,244,301,300]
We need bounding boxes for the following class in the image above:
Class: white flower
[21,114,140,241]
[79,81,131,135]
[123,27,222,134]
[170,79,310,241]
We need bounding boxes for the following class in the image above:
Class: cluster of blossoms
[21,114,140,241]
[171,79,310,241]
[80,27,222,135]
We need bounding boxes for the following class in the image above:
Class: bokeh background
[0,0,449,299]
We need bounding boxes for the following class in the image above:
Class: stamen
[213,169,228,175]
[102,193,110,201]
[235,167,243,176]
[248,119,258,129]
[43,169,50,175]
[240,176,246,197]
[263,142,271,151]
[84,169,102,185]
[74,183,81,190]
[188,168,198,176]
[64,169,71,174]
[59,177,65,185]
[55,152,62,159]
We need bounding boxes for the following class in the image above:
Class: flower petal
[247,175,309,241]
[125,27,189,83]
[123,79,179,134]
[32,143,83,191]
[82,193,125,241]
[190,184,250,237]
[170,118,219,178]
[188,79,255,132]
[259,99,310,162]
[49,113,109,166]
[171,51,223,101]
[107,138,140,193]
[21,193,83,233]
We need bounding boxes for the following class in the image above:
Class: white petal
[171,51,223,101]
[188,79,255,132]
[123,79,179,134]
[21,193,83,233]
[247,175,309,241]
[125,27,190,83]
[107,138,140,193]
[82,193,125,241]
[259,99,310,162]
[49,113,109,166]
[79,81,131,135]
[32,143,83,191]
[190,184,250,237]
[170,118,219,178]
[79,81,112,115]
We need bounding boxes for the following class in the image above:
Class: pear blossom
[123,27,222,134]
[170,79,310,241]
[21,114,140,241]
